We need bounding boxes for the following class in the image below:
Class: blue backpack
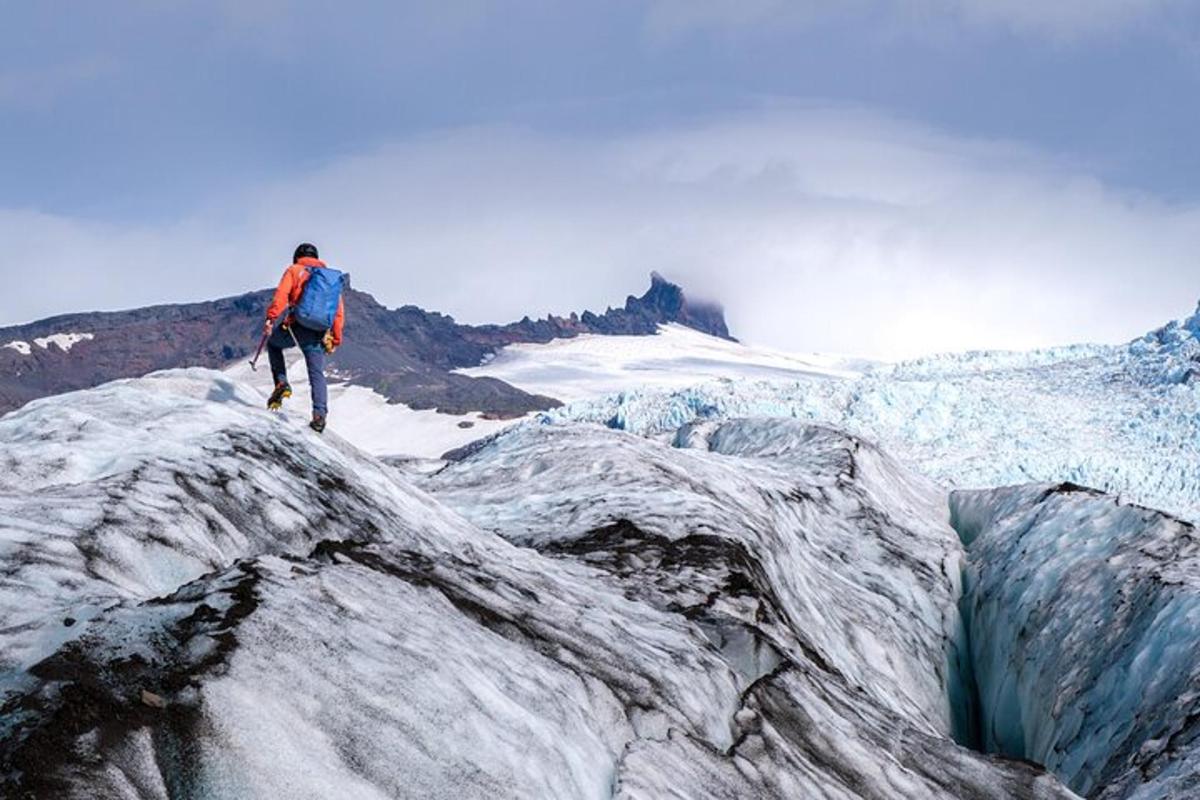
[293,267,348,332]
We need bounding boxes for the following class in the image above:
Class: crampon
[267,382,293,410]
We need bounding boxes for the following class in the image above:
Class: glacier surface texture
[0,370,1085,799]
[540,305,1200,526]
[3,298,1199,799]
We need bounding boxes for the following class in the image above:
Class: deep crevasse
[952,484,1200,799]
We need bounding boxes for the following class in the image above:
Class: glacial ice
[4,299,1199,797]
[951,484,1200,800]
[0,369,1078,799]
[538,304,1200,525]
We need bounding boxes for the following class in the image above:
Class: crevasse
[949,484,1200,799]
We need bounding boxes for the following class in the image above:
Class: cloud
[4,104,1199,360]
[206,0,496,60]
[643,0,1192,42]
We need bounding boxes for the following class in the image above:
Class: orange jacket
[266,257,346,346]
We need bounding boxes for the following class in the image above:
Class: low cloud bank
[5,105,1198,359]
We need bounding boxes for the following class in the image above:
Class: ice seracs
[538,302,1200,525]
[1128,301,1200,385]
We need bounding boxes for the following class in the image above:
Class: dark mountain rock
[0,273,731,417]
[620,270,731,340]
[0,292,274,414]
[463,271,733,348]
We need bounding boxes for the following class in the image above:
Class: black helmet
[293,242,319,261]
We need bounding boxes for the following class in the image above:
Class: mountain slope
[0,272,730,417]
[0,369,1076,799]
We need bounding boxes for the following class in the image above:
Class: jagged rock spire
[623,272,733,341]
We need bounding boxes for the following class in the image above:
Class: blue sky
[3,1,1199,357]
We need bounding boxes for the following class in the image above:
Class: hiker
[262,243,346,433]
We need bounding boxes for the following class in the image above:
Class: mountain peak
[624,272,733,341]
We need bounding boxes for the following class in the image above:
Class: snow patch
[32,332,94,352]
[5,332,95,355]
[223,354,521,460]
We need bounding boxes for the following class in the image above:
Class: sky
[2,1,1199,359]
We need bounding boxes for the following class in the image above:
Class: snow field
[223,352,519,460]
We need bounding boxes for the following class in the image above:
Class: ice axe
[248,327,271,371]
[249,315,283,371]
[249,311,302,371]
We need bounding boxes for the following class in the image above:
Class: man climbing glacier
[261,242,347,433]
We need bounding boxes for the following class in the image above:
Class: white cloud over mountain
[4,104,1198,359]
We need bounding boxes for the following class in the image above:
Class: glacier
[536,303,1200,525]
[0,369,1081,799]
[2,301,1198,798]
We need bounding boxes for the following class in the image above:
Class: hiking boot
[309,414,326,434]
[267,382,292,410]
